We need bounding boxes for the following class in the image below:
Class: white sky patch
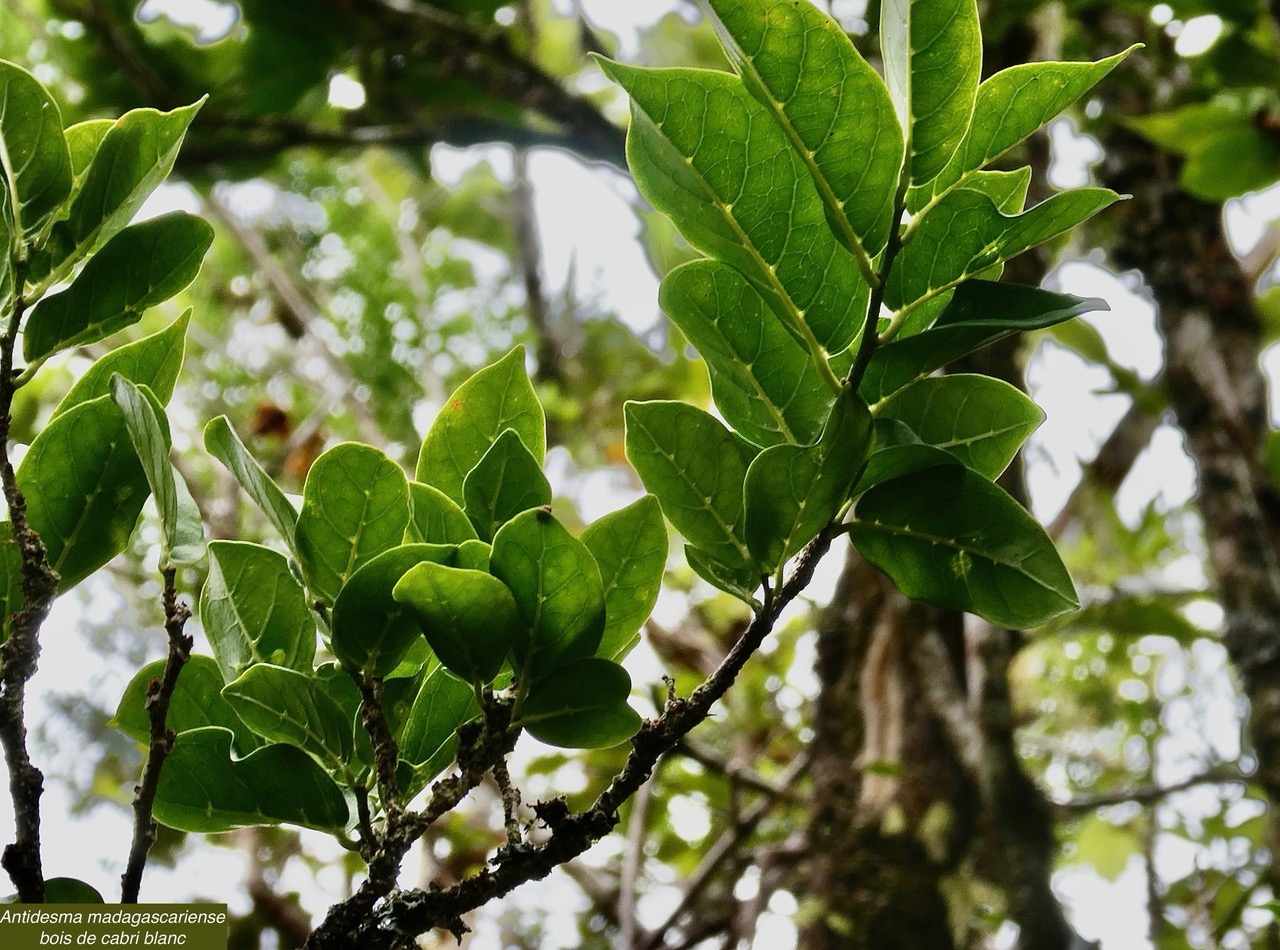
[136,0,239,44]
[327,74,367,111]
[1174,15,1224,57]
[1051,260,1164,381]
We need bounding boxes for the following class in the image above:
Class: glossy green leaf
[24,212,213,363]
[0,524,22,644]
[850,440,962,498]
[416,346,545,503]
[597,58,869,355]
[965,168,1033,215]
[861,280,1109,402]
[581,495,667,662]
[114,654,260,755]
[882,0,981,185]
[462,428,551,541]
[54,311,188,418]
[453,539,492,572]
[331,543,454,678]
[110,375,205,566]
[877,375,1043,480]
[660,261,833,446]
[17,393,156,590]
[32,100,203,286]
[400,661,479,789]
[686,545,762,605]
[745,387,874,572]
[296,442,412,604]
[64,119,112,181]
[519,658,641,749]
[152,727,348,833]
[312,663,374,769]
[407,481,477,546]
[888,187,1120,314]
[849,467,1078,628]
[625,400,754,572]
[204,415,299,550]
[200,541,316,682]
[0,61,72,238]
[222,664,355,776]
[393,561,520,684]
[705,0,903,261]
[924,48,1137,202]
[491,509,605,680]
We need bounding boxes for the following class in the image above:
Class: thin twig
[1057,766,1245,814]
[121,566,193,903]
[492,759,523,849]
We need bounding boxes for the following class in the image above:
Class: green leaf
[32,100,203,287]
[0,61,72,239]
[53,311,189,418]
[204,415,300,551]
[17,393,155,590]
[581,496,667,662]
[407,481,477,546]
[110,375,205,566]
[861,281,1109,402]
[295,442,412,604]
[23,212,213,363]
[114,654,261,755]
[200,541,316,682]
[331,543,454,678]
[152,727,349,833]
[491,509,606,681]
[888,187,1121,314]
[519,658,640,749]
[965,168,1033,215]
[43,879,104,904]
[222,664,356,776]
[462,429,552,542]
[876,375,1044,480]
[393,561,520,684]
[597,58,869,355]
[705,0,903,261]
[924,48,1137,203]
[0,525,23,644]
[415,346,545,503]
[685,545,762,605]
[624,400,754,572]
[1179,126,1280,201]
[849,467,1078,628]
[850,440,962,498]
[745,388,874,572]
[660,261,833,446]
[64,120,112,182]
[881,0,982,185]
[453,539,491,572]
[399,661,479,789]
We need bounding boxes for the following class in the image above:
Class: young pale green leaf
[407,481,477,546]
[462,429,552,542]
[53,311,189,418]
[660,262,833,447]
[860,280,1109,402]
[152,727,349,834]
[0,61,72,239]
[416,346,545,503]
[625,400,754,573]
[964,168,1033,215]
[110,375,205,566]
[849,467,1078,629]
[597,58,868,356]
[114,654,262,755]
[222,664,356,776]
[453,539,492,572]
[204,415,299,551]
[519,658,641,749]
[200,541,316,682]
[491,508,606,681]
[581,495,667,662]
[0,525,22,644]
[877,375,1044,480]
[64,119,112,182]
[686,545,762,605]
[888,188,1120,314]
[393,561,521,685]
[18,393,156,590]
[331,543,454,678]
[704,0,903,262]
[881,0,981,185]
[923,47,1138,204]
[296,442,412,605]
[31,100,203,287]
[24,212,213,363]
[745,387,874,573]
[400,661,479,792]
